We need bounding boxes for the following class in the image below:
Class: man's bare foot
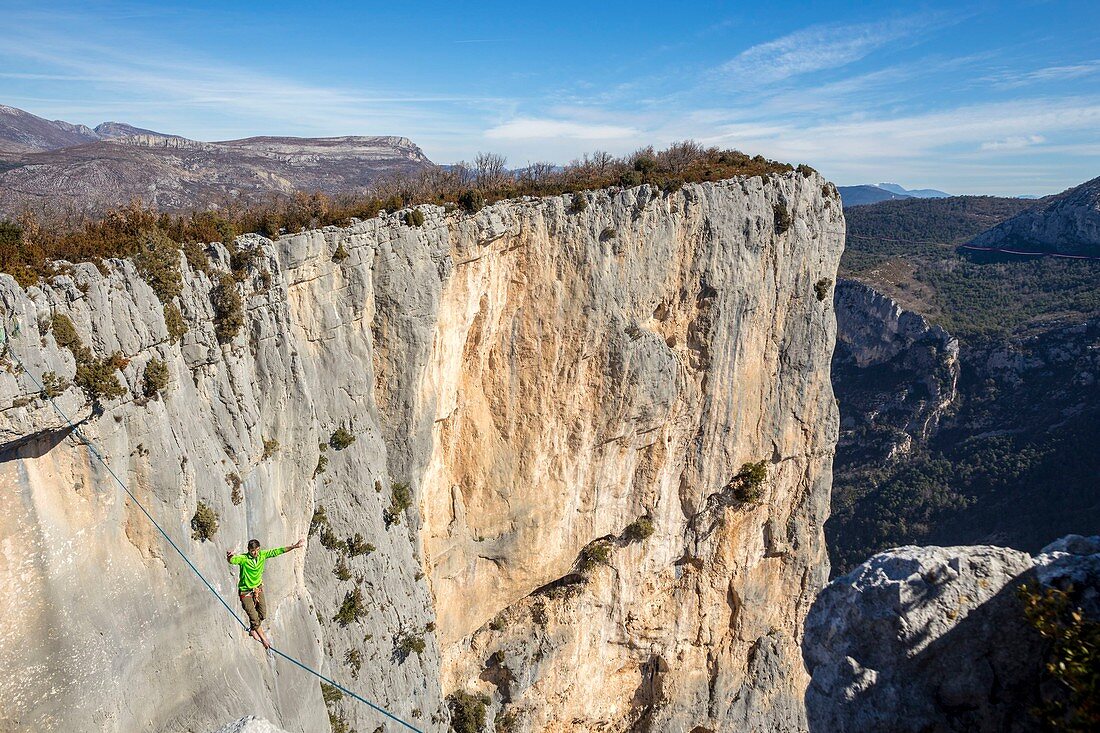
[256,628,272,650]
[249,629,263,644]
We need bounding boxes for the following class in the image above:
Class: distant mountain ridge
[0,104,433,217]
[876,182,951,199]
[837,182,951,207]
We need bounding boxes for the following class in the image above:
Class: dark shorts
[240,586,267,630]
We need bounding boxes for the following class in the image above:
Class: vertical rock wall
[0,173,842,732]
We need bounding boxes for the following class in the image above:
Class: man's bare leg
[254,626,272,650]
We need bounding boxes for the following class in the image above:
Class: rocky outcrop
[968,175,1100,256]
[0,174,843,731]
[803,535,1100,733]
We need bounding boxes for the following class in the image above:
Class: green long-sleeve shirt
[229,547,287,591]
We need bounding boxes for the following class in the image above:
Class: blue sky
[1,1,1098,195]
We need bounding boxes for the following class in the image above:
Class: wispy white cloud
[981,134,1046,150]
[988,60,1100,88]
[484,118,640,140]
[716,16,933,88]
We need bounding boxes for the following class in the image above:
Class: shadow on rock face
[801,544,1051,733]
[0,422,81,462]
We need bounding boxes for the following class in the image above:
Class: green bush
[346,533,375,557]
[569,194,588,214]
[182,240,211,276]
[396,631,426,658]
[330,426,355,450]
[344,648,363,678]
[40,371,68,398]
[320,682,352,733]
[319,525,342,551]
[75,356,128,403]
[404,209,426,227]
[599,227,617,242]
[731,460,768,503]
[50,312,81,351]
[211,274,244,343]
[796,163,817,177]
[633,155,657,175]
[1020,584,1100,729]
[773,203,792,234]
[228,244,259,281]
[447,691,489,733]
[142,358,169,398]
[458,190,485,213]
[191,501,219,541]
[309,505,329,536]
[262,437,279,460]
[619,170,644,187]
[315,453,328,476]
[578,540,613,573]
[333,586,367,626]
[321,681,343,705]
[332,242,350,263]
[814,277,834,302]
[334,556,352,581]
[163,302,188,343]
[227,472,243,506]
[496,709,519,733]
[623,516,655,543]
[385,482,413,527]
[133,229,183,302]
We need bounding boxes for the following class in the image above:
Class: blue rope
[2,324,423,733]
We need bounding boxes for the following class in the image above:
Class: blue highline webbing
[1,322,423,733]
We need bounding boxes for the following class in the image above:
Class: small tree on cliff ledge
[731,460,769,504]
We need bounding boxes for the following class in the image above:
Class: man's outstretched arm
[226,549,243,564]
[263,539,304,559]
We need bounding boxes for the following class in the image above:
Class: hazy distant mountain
[837,185,913,207]
[0,104,433,217]
[968,175,1100,256]
[93,121,174,139]
[0,104,101,153]
[876,182,951,199]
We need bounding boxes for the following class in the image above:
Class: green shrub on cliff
[330,426,355,450]
[623,516,655,543]
[132,229,182,302]
[191,501,219,541]
[578,539,613,573]
[384,482,413,527]
[211,274,244,343]
[333,586,367,626]
[773,203,792,235]
[731,460,768,504]
[447,691,489,733]
[163,302,188,343]
[142,357,169,398]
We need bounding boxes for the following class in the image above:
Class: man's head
[248,539,261,557]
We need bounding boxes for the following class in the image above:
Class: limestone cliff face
[0,174,842,732]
